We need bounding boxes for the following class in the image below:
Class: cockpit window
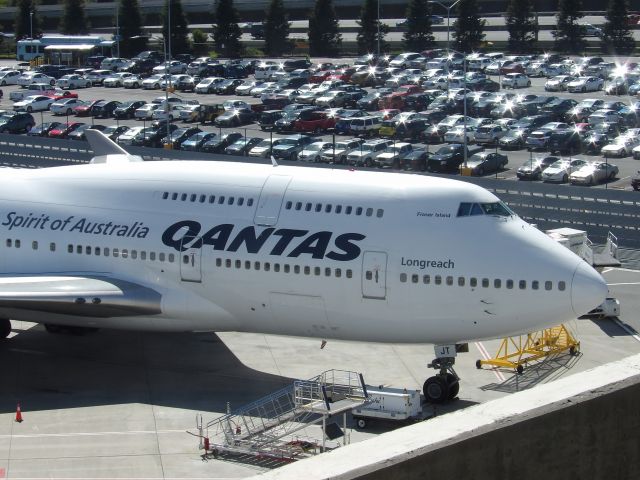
[457,201,514,217]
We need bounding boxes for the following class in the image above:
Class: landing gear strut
[1,318,11,339]
[423,344,461,404]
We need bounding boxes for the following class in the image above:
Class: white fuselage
[0,161,607,344]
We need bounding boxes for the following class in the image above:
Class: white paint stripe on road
[613,319,640,343]
[0,429,187,440]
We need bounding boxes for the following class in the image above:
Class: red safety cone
[15,403,23,423]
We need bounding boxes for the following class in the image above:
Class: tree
[403,0,434,52]
[118,0,147,58]
[505,0,538,53]
[452,0,485,53]
[14,0,40,40]
[308,0,342,57]
[356,0,389,55]
[601,0,635,55]
[162,0,190,56]
[264,0,291,56]
[213,0,242,58]
[554,0,585,53]
[60,0,89,35]
[191,29,209,56]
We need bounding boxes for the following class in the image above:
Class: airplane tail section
[86,130,143,164]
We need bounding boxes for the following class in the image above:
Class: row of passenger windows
[162,191,255,207]
[284,201,384,218]
[214,257,353,278]
[400,273,566,291]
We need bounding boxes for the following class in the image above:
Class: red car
[48,122,85,139]
[379,85,422,110]
[328,67,357,83]
[293,110,337,133]
[309,70,332,83]
[44,89,79,101]
[499,61,525,75]
[73,99,102,117]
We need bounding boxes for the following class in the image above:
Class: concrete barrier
[252,353,640,480]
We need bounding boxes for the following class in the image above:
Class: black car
[113,101,147,120]
[161,127,202,149]
[632,171,640,191]
[224,137,263,156]
[468,78,500,92]
[92,100,121,119]
[356,91,386,111]
[394,118,429,141]
[274,109,315,133]
[214,108,255,127]
[271,134,313,160]
[581,132,611,154]
[67,124,107,141]
[214,79,245,95]
[463,152,508,176]
[124,59,156,75]
[176,76,197,92]
[131,123,179,148]
[180,132,217,151]
[511,115,554,133]
[401,148,429,171]
[258,110,285,131]
[548,130,582,155]
[27,121,62,137]
[427,144,482,172]
[539,98,578,121]
[516,156,559,180]
[201,132,243,153]
[498,129,528,150]
[0,112,35,134]
[403,93,433,111]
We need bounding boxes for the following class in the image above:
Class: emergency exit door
[180,237,202,283]
[254,175,292,226]
[362,251,387,299]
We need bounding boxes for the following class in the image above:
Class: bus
[16,34,113,63]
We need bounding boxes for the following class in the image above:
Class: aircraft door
[362,251,387,299]
[180,237,202,283]
[254,175,292,226]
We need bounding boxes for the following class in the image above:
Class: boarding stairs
[196,369,368,461]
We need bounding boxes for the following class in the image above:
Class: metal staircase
[195,369,368,461]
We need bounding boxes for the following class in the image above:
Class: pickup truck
[10,83,54,102]
[427,144,483,172]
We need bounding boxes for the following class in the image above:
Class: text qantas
[162,220,366,261]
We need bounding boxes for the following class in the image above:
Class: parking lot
[1,55,640,191]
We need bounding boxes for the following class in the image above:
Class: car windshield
[306,143,326,151]
[278,139,298,146]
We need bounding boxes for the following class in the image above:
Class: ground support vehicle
[351,386,422,429]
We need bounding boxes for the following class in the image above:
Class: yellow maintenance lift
[476,324,580,374]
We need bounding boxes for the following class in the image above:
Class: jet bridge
[194,369,368,462]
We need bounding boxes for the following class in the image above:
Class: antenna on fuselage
[270,155,279,167]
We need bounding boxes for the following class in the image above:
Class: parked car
[91,100,121,118]
[214,108,255,127]
[48,121,85,139]
[161,127,202,149]
[13,95,55,112]
[56,74,91,89]
[114,101,147,120]
[516,156,559,180]
[501,73,531,89]
[259,110,286,131]
[50,98,85,116]
[67,124,107,141]
[567,76,604,93]
[201,132,243,153]
[461,152,508,176]
[0,111,35,133]
[601,136,640,157]
[346,139,393,167]
[548,130,583,154]
[542,158,588,183]
[569,162,618,185]
[474,124,508,145]
[271,134,313,160]
[319,138,364,164]
[27,121,62,137]
[224,136,263,156]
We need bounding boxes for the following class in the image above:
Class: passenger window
[377,209,383,218]
[545,281,552,291]
[423,275,430,284]
[294,265,301,274]
[346,269,353,278]
[149,251,155,261]
[325,267,331,277]
[209,195,216,203]
[254,261,260,271]
[295,202,302,210]
[190,194,196,202]
[458,277,465,287]
[519,280,526,290]
[482,278,489,288]
[274,264,280,272]
[304,266,310,275]
[199,195,206,203]
[286,201,293,210]
[470,203,483,216]
[238,198,244,206]
[122,249,128,258]
[325,204,332,213]
[470,277,477,287]
[356,207,363,216]
[284,264,290,273]
[412,274,419,284]
[50,242,56,252]
[85,246,91,255]
[95,247,101,256]
[32,241,38,250]
[6,239,12,248]
[446,276,453,286]
[315,203,322,212]
[494,279,501,289]
[14,239,20,248]
[162,192,169,199]
[457,203,471,217]
[247,199,254,207]
[346,206,353,215]
[506,279,514,289]
[366,271,372,280]
[159,253,165,262]
[558,281,566,291]
[314,267,321,276]
[76,245,82,254]
[104,247,110,257]
[336,205,342,214]
[435,275,442,285]
[113,248,119,258]
[245,261,250,270]
[172,193,178,200]
[305,203,312,212]
[264,262,271,272]
[335,268,342,278]
[216,258,221,267]
[181,193,187,201]
[532,280,539,290]
[366,208,373,217]
[131,250,137,259]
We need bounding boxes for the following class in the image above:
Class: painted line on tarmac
[0,429,186,439]
[613,319,640,343]
[474,341,506,382]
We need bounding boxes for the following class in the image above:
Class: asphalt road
[1,57,640,191]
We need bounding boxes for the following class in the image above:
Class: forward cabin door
[180,236,202,283]
[362,251,387,299]
[254,175,292,226]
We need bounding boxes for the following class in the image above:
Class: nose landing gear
[423,344,464,404]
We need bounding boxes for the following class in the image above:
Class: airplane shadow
[0,324,293,414]
[589,317,638,338]
[479,352,581,394]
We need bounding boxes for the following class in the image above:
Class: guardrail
[2,133,639,248]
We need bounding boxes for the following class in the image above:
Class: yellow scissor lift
[476,324,580,374]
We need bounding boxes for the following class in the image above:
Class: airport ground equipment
[584,297,621,319]
[476,324,580,374]
[351,385,422,428]
[194,369,368,462]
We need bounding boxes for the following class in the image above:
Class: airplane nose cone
[571,262,608,317]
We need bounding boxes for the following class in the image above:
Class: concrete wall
[253,354,640,480]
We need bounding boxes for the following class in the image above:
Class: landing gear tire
[446,373,459,400]
[1,318,11,338]
[423,376,450,404]
[355,417,367,429]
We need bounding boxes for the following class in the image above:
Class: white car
[50,98,85,116]
[235,80,261,95]
[251,82,278,97]
[544,75,576,91]
[601,136,640,157]
[100,57,131,72]
[116,126,145,145]
[56,74,91,89]
[223,99,250,111]
[375,142,413,168]
[542,159,588,183]
[152,104,188,121]
[443,125,475,144]
[195,77,224,94]
[501,73,531,89]
[567,76,603,93]
[297,141,333,162]
[103,72,136,88]
[13,95,55,112]
[122,75,143,89]
[85,70,113,86]
[569,162,618,185]
[134,103,160,119]
[17,72,56,87]
[315,90,349,108]
[142,74,170,90]
[0,70,21,86]
[588,109,619,125]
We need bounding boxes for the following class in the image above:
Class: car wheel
[50,80,55,86]
[562,174,568,183]
[86,81,92,88]
[26,106,32,113]
[0,81,5,86]
[134,82,139,88]
[582,87,586,93]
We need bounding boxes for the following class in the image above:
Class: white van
[254,64,282,80]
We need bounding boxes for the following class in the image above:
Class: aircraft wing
[0,276,161,317]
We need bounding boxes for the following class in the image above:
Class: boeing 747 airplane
[0,131,607,403]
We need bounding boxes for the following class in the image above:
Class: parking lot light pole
[29,11,33,40]
[428,0,462,55]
